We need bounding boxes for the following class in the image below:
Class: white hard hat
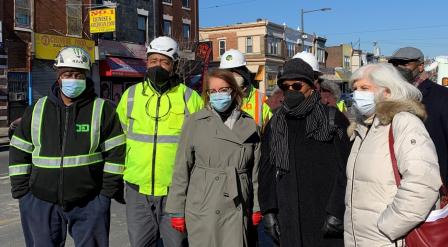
[146,36,179,60]
[54,47,91,71]
[219,49,247,69]
[292,51,320,73]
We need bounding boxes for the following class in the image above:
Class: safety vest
[336,100,347,112]
[9,97,123,175]
[117,82,203,196]
[241,87,272,127]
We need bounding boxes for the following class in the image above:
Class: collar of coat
[192,108,259,145]
[347,100,427,139]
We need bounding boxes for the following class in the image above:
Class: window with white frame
[275,39,279,55]
[67,0,82,36]
[268,37,280,56]
[317,48,325,63]
[182,0,190,8]
[344,56,351,68]
[267,37,274,55]
[137,15,147,44]
[182,24,190,41]
[163,20,172,36]
[15,0,31,28]
[287,42,295,57]
[246,36,253,53]
[163,0,172,4]
[219,40,226,56]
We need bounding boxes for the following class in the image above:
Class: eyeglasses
[207,87,233,94]
[280,81,304,91]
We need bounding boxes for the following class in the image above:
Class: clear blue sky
[199,0,448,58]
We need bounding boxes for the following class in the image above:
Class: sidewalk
[0,127,9,146]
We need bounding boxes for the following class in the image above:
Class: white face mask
[353,90,376,116]
[234,74,245,88]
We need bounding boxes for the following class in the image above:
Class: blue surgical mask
[353,90,376,116]
[210,92,233,112]
[61,79,86,98]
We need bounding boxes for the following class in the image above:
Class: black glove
[114,189,126,204]
[322,214,344,238]
[263,213,280,244]
[114,196,126,204]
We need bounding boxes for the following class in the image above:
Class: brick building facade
[159,0,199,49]
[0,0,7,127]
[200,19,327,94]
[2,0,201,120]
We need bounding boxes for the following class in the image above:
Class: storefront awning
[100,57,146,78]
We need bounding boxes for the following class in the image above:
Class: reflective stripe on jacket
[117,81,203,196]
[9,85,125,206]
[241,87,272,127]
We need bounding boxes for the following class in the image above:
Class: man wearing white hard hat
[220,49,272,129]
[293,52,347,112]
[293,51,323,88]
[117,36,203,247]
[9,46,125,246]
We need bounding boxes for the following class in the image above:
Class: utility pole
[301,9,304,52]
[300,8,331,52]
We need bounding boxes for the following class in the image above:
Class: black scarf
[270,91,338,175]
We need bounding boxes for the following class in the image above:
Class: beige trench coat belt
[194,164,249,201]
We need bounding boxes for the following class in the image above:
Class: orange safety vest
[242,89,266,126]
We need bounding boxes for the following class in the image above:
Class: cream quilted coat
[344,100,442,247]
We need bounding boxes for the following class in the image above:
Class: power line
[360,38,447,46]
[201,0,258,10]
[324,24,448,36]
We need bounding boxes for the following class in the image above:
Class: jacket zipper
[58,107,69,208]
[350,129,371,247]
[151,96,161,195]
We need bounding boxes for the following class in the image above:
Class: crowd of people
[8,36,448,247]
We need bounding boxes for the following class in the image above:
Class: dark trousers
[258,219,277,247]
[19,192,111,247]
[125,184,187,247]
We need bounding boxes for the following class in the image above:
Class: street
[0,148,130,247]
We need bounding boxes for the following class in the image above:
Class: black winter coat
[9,79,125,210]
[419,79,448,183]
[259,106,350,247]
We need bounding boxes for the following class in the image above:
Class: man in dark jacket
[9,46,125,246]
[390,47,448,183]
[259,58,351,247]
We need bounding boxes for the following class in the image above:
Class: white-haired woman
[345,63,442,246]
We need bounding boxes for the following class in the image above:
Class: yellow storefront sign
[89,8,116,33]
[34,33,95,60]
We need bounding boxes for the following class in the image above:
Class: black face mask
[147,66,171,86]
[284,90,305,109]
[396,66,414,83]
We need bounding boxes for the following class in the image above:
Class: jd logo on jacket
[76,124,90,133]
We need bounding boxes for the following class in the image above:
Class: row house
[200,19,327,94]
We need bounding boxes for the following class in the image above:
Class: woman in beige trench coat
[165,69,261,247]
